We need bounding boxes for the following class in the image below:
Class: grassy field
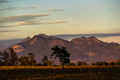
[0,66,120,80]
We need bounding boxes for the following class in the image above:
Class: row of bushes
[0,48,120,66]
[69,61,120,66]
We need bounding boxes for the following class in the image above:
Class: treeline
[68,61,120,66]
[0,46,71,66]
[0,48,54,66]
[92,61,120,66]
[0,46,120,66]
[0,48,35,66]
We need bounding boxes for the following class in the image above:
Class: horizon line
[0,33,120,41]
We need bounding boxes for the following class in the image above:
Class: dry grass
[0,65,119,70]
[0,65,120,80]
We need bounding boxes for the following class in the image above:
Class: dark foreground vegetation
[1,46,120,80]
[0,66,120,80]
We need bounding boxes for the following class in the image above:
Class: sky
[0,0,120,40]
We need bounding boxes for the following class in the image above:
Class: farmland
[0,66,120,80]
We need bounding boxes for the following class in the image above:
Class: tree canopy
[51,46,71,65]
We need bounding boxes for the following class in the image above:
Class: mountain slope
[12,34,120,63]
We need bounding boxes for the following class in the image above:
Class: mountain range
[11,34,120,63]
[1,33,120,51]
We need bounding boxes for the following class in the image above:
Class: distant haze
[54,33,120,43]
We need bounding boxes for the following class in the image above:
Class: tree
[0,60,3,66]
[95,62,102,66]
[42,56,54,66]
[101,61,108,66]
[19,53,36,66]
[19,56,29,65]
[69,62,76,66]
[0,51,4,66]
[51,46,71,66]
[116,62,120,65]
[28,53,36,65]
[77,61,87,66]
[0,48,18,66]
[9,48,18,65]
[109,62,115,66]
[42,56,48,66]
[36,63,42,66]
[92,61,108,66]
[0,51,10,65]
[46,60,54,66]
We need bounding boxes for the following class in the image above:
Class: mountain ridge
[11,34,120,63]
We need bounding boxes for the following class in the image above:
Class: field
[0,66,120,80]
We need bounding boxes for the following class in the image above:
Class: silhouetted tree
[101,61,108,66]
[19,53,36,66]
[77,61,87,66]
[0,51,4,66]
[28,53,36,65]
[42,56,48,66]
[46,60,54,66]
[109,62,115,66]
[96,62,102,66]
[19,56,29,65]
[0,60,3,66]
[116,62,120,65]
[0,51,9,65]
[0,48,18,66]
[42,56,54,66]
[9,48,18,65]
[92,61,109,66]
[51,46,71,66]
[69,62,76,66]
[0,51,3,65]
[36,63,42,66]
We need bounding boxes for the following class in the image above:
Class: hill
[12,34,120,63]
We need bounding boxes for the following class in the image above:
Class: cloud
[0,13,66,27]
[0,21,43,28]
[0,6,16,11]
[0,6,39,11]
[0,0,9,4]
[15,22,31,26]
[48,21,66,24]
[0,20,66,28]
[0,13,50,24]
[48,9,64,12]
[0,30,20,33]
[17,7,38,10]
[0,25,10,28]
[14,21,43,26]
